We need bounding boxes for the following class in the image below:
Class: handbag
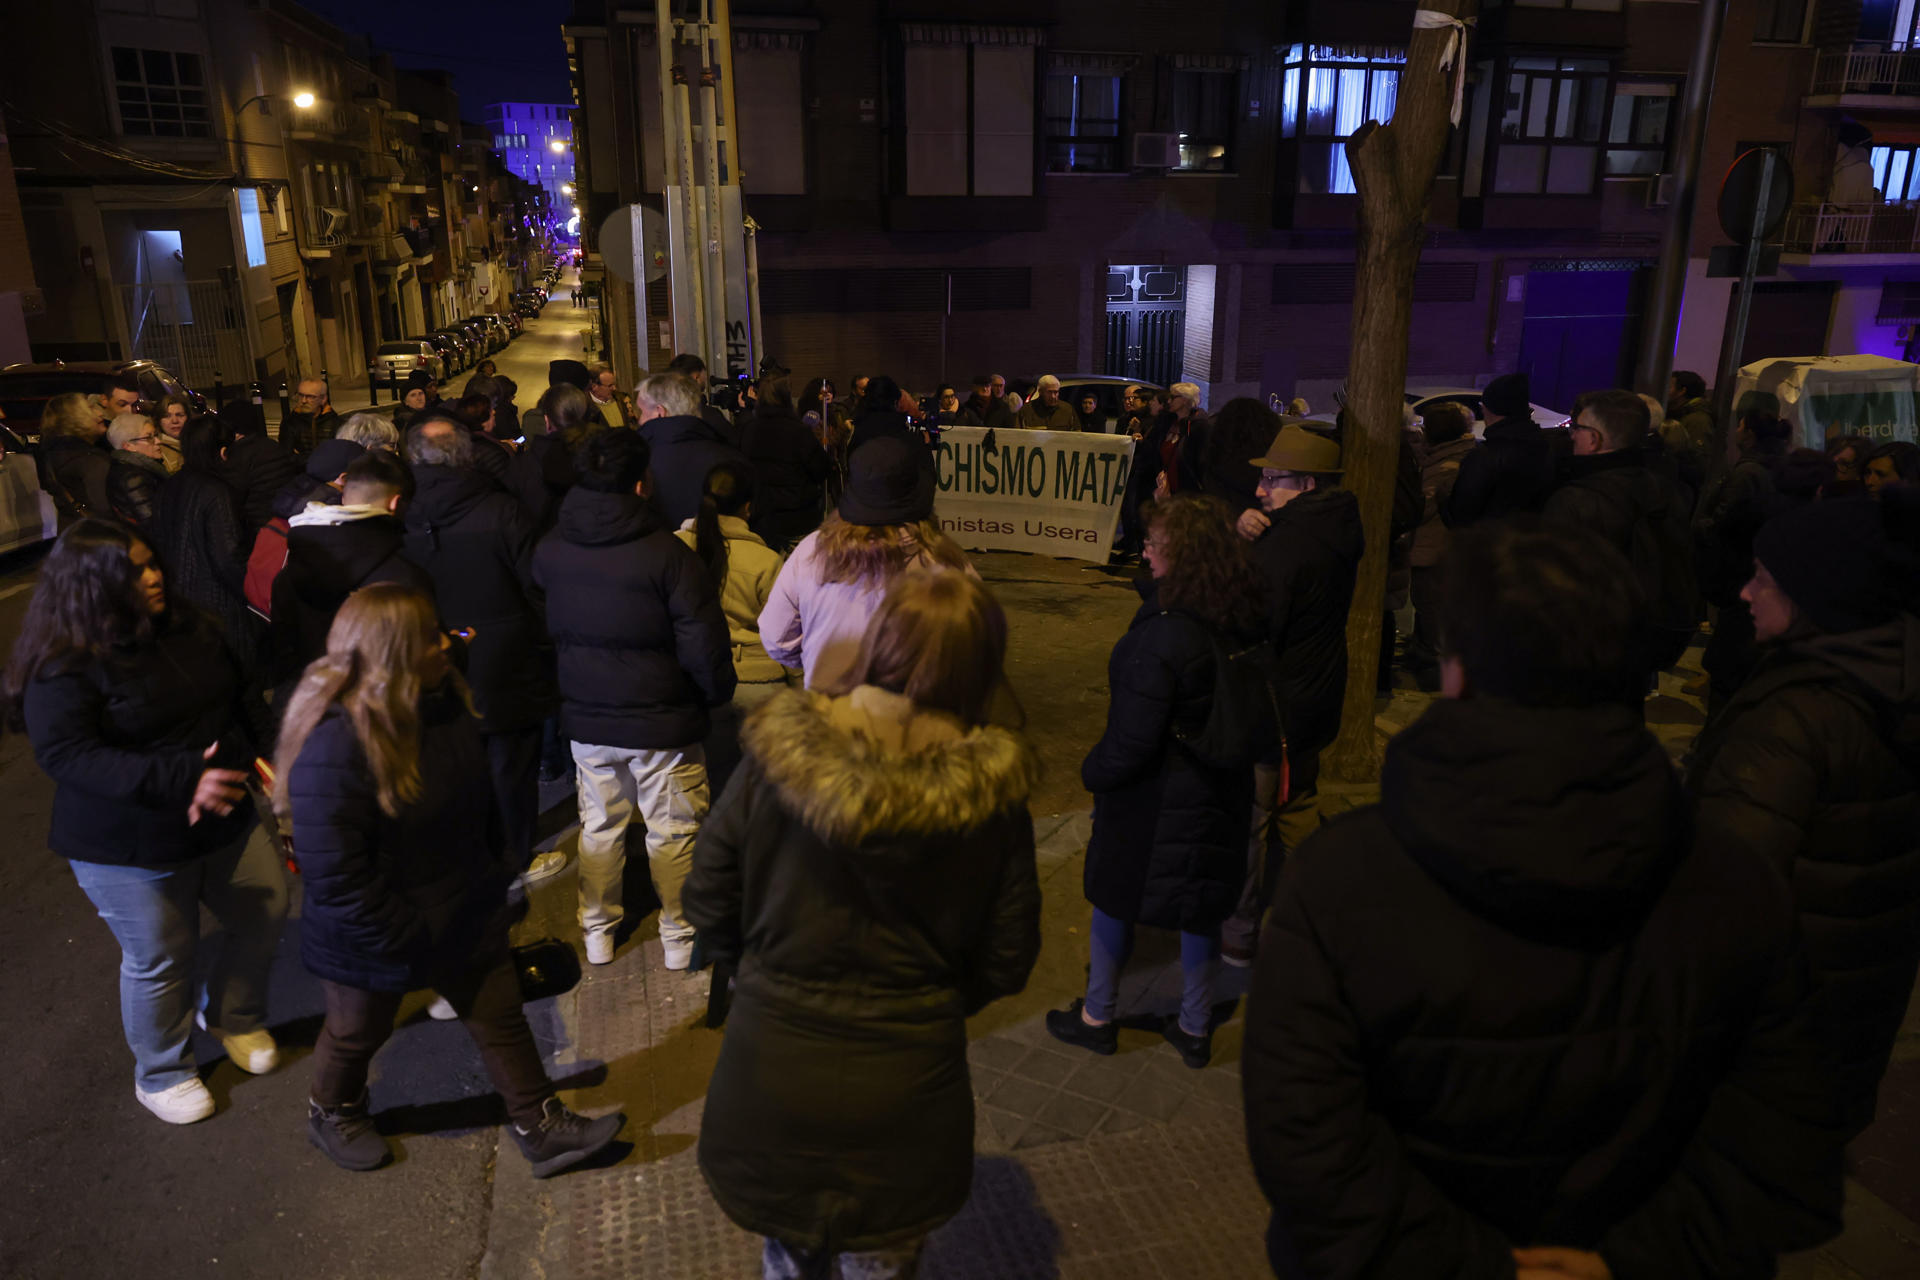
[1161,612,1287,770]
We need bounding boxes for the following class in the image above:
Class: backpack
[244,517,291,620]
[1162,612,1287,769]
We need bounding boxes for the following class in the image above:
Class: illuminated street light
[549,138,567,154]
[293,91,316,109]
[571,204,581,215]
[560,182,573,194]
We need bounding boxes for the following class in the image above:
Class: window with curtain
[1044,72,1123,172]
[1493,57,1609,195]
[1603,81,1675,176]
[1281,44,1404,194]
[901,35,1037,196]
[1171,69,1237,171]
[1871,146,1920,201]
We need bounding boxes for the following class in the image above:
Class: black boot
[1161,1019,1213,1070]
[510,1096,625,1178]
[307,1095,392,1171]
[1045,999,1118,1056]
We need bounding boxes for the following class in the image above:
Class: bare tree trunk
[1324,1,1480,784]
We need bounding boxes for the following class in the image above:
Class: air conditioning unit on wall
[1133,132,1178,170]
[1646,173,1678,208]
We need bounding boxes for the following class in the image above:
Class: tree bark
[1324,1,1480,784]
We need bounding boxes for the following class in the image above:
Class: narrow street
[2,283,1919,1277]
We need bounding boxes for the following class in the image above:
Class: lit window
[1871,146,1919,201]
[237,189,267,267]
[1171,69,1237,172]
[1282,45,1403,194]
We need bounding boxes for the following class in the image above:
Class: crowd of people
[5,345,1919,1280]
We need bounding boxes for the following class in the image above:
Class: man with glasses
[104,412,171,527]
[1220,423,1363,968]
[281,377,341,460]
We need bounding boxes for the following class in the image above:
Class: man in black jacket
[1543,388,1697,680]
[666,351,741,445]
[1244,520,1843,1280]
[533,428,734,970]
[1443,372,1557,525]
[280,376,342,459]
[220,399,301,536]
[955,373,1014,430]
[401,415,559,886]
[1221,424,1364,966]
[271,451,431,687]
[634,371,752,528]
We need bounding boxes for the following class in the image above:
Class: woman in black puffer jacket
[275,582,625,1177]
[1048,493,1264,1070]
[5,519,287,1126]
[1689,492,1920,1137]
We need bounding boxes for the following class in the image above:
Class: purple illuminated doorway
[1517,266,1650,413]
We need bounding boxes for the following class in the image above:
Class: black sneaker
[1161,1019,1212,1070]
[510,1096,625,1178]
[1045,1000,1118,1056]
[307,1095,391,1171]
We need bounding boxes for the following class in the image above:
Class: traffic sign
[1718,147,1795,246]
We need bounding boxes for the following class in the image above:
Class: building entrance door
[1518,266,1648,414]
[1105,265,1186,388]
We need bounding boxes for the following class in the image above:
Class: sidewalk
[485,621,1920,1279]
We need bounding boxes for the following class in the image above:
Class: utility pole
[1633,0,1728,401]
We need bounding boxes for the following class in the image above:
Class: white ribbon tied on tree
[1413,9,1477,127]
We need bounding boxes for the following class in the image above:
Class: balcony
[300,205,352,258]
[1781,201,1920,261]
[1807,46,1920,109]
[290,102,360,141]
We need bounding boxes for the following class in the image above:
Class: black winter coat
[107,451,167,527]
[1246,698,1844,1280]
[533,486,735,750]
[1693,456,1777,606]
[223,433,302,535]
[286,688,511,992]
[149,469,260,671]
[1253,488,1365,760]
[40,434,112,520]
[1082,599,1255,932]
[22,608,260,867]
[741,410,831,550]
[1689,615,1920,1137]
[638,413,753,529]
[270,472,339,522]
[684,687,1041,1253]
[510,433,577,532]
[1443,417,1559,525]
[278,408,340,458]
[955,393,1013,431]
[271,511,437,686]
[400,465,555,734]
[1543,449,1698,672]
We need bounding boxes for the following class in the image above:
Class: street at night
[6,0,1920,1278]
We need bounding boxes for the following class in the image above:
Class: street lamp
[560,182,573,195]
[549,138,568,154]
[235,89,317,117]
[293,91,316,109]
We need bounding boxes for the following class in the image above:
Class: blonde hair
[273,583,468,820]
[845,572,1014,727]
[813,511,970,586]
[42,392,102,439]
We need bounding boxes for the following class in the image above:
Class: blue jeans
[1085,906,1219,1038]
[69,823,289,1092]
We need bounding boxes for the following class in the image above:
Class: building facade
[562,0,1916,413]
[485,101,577,225]
[8,0,537,403]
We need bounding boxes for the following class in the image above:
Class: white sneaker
[196,1010,281,1074]
[661,937,693,971]
[584,931,615,966]
[136,1077,216,1125]
[516,850,568,888]
[426,995,459,1021]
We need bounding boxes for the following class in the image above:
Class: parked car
[0,359,208,438]
[416,333,463,377]
[435,326,477,370]
[368,340,445,390]
[477,313,514,347]
[454,317,498,356]
[1404,386,1567,435]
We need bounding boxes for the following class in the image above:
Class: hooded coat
[1081,595,1257,932]
[1443,415,1558,525]
[149,468,260,670]
[1246,698,1845,1280]
[223,432,302,535]
[1688,615,1920,1136]
[1252,488,1366,760]
[638,413,753,529]
[285,684,511,992]
[271,504,437,685]
[533,485,735,749]
[400,464,555,734]
[683,686,1041,1253]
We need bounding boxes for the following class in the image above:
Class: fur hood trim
[742,688,1037,845]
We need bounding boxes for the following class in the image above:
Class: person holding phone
[4,519,289,1125]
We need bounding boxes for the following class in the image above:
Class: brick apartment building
[5,0,545,399]
[562,0,1920,415]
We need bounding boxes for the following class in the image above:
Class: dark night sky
[298,0,576,118]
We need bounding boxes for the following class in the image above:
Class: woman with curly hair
[1048,492,1265,1069]
[758,435,972,693]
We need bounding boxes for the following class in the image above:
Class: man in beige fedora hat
[1220,421,1364,967]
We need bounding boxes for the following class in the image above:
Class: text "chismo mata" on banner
[930,426,1135,564]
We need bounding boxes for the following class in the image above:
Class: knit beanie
[1754,492,1920,633]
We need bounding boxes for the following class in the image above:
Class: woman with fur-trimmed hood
[684,572,1041,1277]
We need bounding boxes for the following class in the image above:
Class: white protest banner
[929,426,1135,563]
